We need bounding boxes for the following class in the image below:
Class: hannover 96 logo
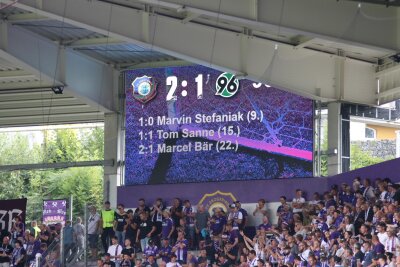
[132,76,157,104]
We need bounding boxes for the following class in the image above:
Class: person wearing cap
[235,201,248,230]
[144,239,158,260]
[101,201,116,252]
[228,204,243,232]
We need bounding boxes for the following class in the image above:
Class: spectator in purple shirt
[209,208,226,236]
[372,235,385,255]
[158,238,172,263]
[25,233,41,264]
[258,216,272,231]
[144,238,158,260]
[162,211,175,242]
[172,230,188,264]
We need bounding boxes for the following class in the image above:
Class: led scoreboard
[125,65,313,185]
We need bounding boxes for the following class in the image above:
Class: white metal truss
[1,0,398,106]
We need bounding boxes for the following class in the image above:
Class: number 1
[195,74,203,99]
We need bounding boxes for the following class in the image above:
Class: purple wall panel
[117,177,328,207]
[118,158,400,207]
[328,157,400,187]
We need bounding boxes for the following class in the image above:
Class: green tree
[350,144,387,170]
[0,126,105,221]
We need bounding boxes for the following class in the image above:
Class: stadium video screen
[124,65,313,185]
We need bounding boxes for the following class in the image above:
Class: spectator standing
[88,205,101,259]
[151,198,165,247]
[137,212,156,252]
[194,204,210,249]
[101,201,116,252]
[63,220,74,263]
[253,199,268,229]
[292,189,306,222]
[115,204,127,246]
[74,217,85,255]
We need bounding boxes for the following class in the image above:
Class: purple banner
[0,198,27,232]
[43,199,67,225]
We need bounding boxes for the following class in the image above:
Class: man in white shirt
[292,189,306,221]
[384,228,400,253]
[298,241,310,263]
[88,206,101,259]
[252,199,268,227]
[376,222,389,246]
[247,250,258,267]
[107,236,123,267]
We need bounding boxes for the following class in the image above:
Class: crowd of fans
[0,218,85,267]
[1,176,400,267]
[94,177,400,267]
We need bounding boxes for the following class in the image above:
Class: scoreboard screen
[124,65,313,185]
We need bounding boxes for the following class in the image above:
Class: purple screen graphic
[125,65,313,185]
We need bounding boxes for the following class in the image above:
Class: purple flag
[42,199,67,225]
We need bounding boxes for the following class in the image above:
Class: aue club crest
[132,75,157,103]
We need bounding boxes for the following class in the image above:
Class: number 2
[166,76,178,101]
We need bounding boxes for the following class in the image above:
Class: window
[365,127,376,139]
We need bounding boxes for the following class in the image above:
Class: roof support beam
[0,69,33,78]
[4,13,48,23]
[63,37,124,48]
[9,0,381,104]
[3,23,117,112]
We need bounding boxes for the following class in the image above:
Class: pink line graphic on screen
[182,125,312,161]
